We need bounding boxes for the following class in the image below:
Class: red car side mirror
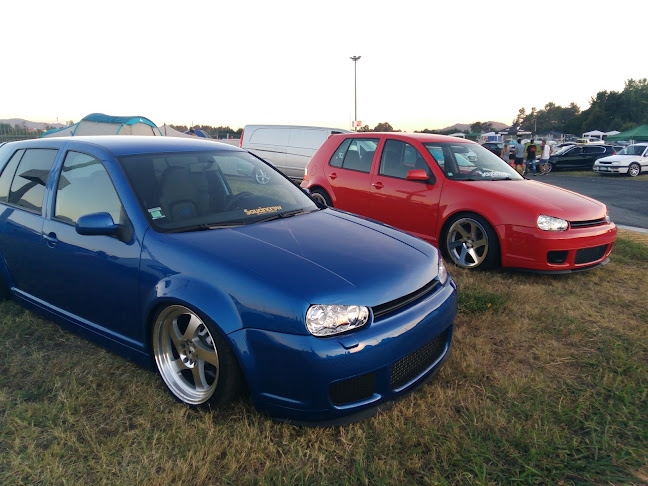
[406,169,430,181]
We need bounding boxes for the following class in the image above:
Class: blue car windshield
[119,150,318,231]
[423,142,523,181]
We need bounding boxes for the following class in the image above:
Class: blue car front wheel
[152,305,242,408]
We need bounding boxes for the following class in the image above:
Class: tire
[628,162,641,177]
[546,162,554,173]
[442,214,499,270]
[310,188,333,207]
[255,167,270,184]
[152,305,242,408]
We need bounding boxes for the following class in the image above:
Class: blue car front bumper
[228,280,457,425]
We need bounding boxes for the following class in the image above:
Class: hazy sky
[3,0,646,132]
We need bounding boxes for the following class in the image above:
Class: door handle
[44,232,58,248]
[329,172,338,180]
[372,181,383,189]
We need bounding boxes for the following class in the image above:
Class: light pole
[350,56,361,131]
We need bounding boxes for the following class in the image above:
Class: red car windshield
[423,142,523,181]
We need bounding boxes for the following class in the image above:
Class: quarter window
[0,149,25,202]
[7,149,58,213]
[55,151,123,225]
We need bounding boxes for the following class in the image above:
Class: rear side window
[585,146,605,154]
[54,151,124,225]
[329,138,378,173]
[0,149,25,202]
[7,149,58,213]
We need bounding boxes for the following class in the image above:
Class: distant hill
[0,118,66,130]
[440,121,508,132]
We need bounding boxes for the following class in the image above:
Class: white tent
[583,130,605,137]
[41,113,162,138]
[158,124,194,138]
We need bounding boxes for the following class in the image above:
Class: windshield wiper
[254,209,311,224]
[167,221,245,233]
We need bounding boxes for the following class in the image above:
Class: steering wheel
[225,192,255,211]
[467,168,483,176]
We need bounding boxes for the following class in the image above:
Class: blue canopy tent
[184,128,212,138]
[41,113,162,137]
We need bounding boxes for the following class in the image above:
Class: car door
[558,146,584,169]
[367,139,442,244]
[582,146,606,169]
[39,150,142,343]
[0,147,58,297]
[323,137,379,217]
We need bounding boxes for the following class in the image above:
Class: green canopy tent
[605,124,648,142]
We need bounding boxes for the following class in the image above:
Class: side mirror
[76,212,132,242]
[406,169,430,182]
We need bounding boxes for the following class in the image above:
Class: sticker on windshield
[244,205,283,216]
[148,207,165,219]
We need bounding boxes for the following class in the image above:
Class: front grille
[570,218,607,229]
[372,280,440,319]
[391,329,449,390]
[329,372,375,406]
[575,245,608,264]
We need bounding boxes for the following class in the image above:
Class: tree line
[169,124,242,139]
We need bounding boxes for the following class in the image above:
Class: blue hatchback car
[0,136,457,424]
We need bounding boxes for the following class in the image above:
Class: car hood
[466,180,607,221]
[596,154,640,163]
[164,209,440,307]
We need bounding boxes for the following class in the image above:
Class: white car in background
[593,143,648,177]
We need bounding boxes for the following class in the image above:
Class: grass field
[1,233,647,485]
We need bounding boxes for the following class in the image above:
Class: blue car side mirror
[76,212,131,242]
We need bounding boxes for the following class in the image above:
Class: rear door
[322,136,379,216]
[582,146,606,169]
[367,138,442,244]
[0,147,58,297]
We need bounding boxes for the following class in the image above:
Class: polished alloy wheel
[446,217,490,269]
[153,305,220,405]
[628,163,641,177]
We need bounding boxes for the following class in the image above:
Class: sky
[3,0,646,133]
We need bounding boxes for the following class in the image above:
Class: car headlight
[306,304,370,337]
[438,251,448,285]
[605,210,611,224]
[537,214,568,231]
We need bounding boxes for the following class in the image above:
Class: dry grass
[1,235,647,485]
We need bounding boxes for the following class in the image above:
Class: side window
[329,138,378,173]
[379,140,430,180]
[55,151,123,225]
[330,139,351,168]
[0,149,25,202]
[7,149,58,213]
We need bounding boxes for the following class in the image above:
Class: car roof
[334,132,474,144]
[6,136,240,157]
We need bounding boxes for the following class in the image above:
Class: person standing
[514,138,525,173]
[500,142,510,165]
[539,140,551,175]
[525,139,537,176]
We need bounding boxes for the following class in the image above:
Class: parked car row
[593,142,648,176]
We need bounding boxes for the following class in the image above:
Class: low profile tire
[310,188,332,207]
[255,167,270,184]
[628,162,641,177]
[442,214,499,270]
[152,305,242,408]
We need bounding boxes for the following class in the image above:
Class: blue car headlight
[438,251,449,285]
[537,214,568,231]
[306,305,370,337]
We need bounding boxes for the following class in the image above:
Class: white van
[240,125,351,180]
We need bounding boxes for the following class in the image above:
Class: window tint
[584,146,604,154]
[330,139,351,167]
[8,149,57,212]
[0,149,25,202]
[330,138,378,173]
[55,151,123,225]
[379,140,430,179]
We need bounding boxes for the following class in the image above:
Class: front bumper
[228,280,457,425]
[498,222,617,272]
[594,165,627,174]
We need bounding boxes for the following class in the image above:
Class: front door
[367,139,442,244]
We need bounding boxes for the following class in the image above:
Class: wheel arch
[438,210,503,267]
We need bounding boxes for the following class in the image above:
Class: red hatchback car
[301,133,617,272]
